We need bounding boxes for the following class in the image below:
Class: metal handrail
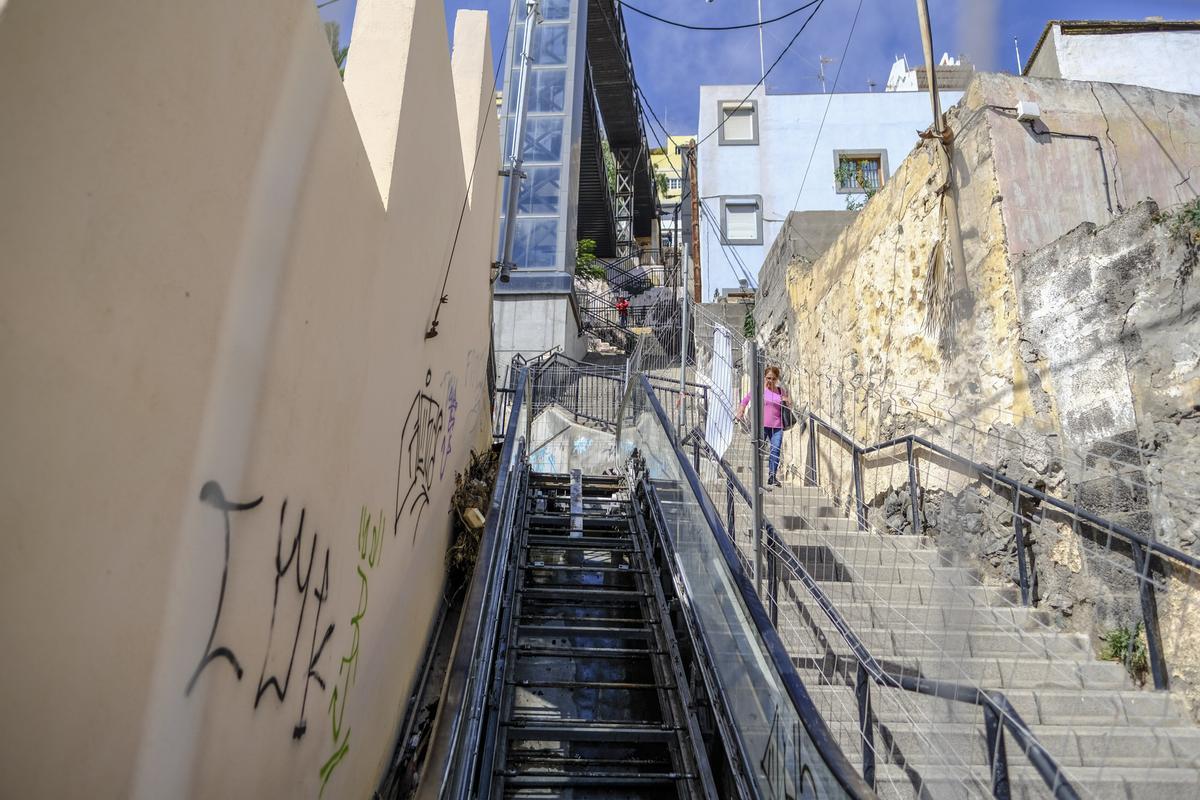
[417,369,529,800]
[632,375,878,799]
[685,429,1081,800]
[800,410,1194,690]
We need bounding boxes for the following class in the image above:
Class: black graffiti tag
[187,481,264,696]
[395,369,444,542]
[253,500,336,740]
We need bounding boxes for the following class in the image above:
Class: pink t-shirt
[740,387,785,428]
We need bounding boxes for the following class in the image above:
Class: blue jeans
[764,427,783,481]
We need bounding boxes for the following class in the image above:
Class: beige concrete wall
[0,1,499,797]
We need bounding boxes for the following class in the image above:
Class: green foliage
[602,140,617,195]
[743,302,756,338]
[656,172,669,197]
[1100,623,1150,684]
[835,161,879,212]
[575,238,607,280]
[1160,198,1200,289]
[324,21,349,78]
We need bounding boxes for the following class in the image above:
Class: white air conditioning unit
[1016,100,1041,124]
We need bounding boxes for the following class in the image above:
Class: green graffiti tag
[319,507,385,796]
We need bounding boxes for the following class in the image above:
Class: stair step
[807,600,1053,630]
[796,579,1020,607]
[790,654,1130,690]
[803,685,1189,727]
[868,764,1200,800]
[780,625,1092,660]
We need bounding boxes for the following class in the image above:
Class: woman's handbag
[780,397,798,431]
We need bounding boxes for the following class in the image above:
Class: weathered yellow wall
[0,1,498,797]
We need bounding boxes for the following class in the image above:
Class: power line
[425,0,519,339]
[618,0,820,32]
[787,0,863,212]
[693,0,825,148]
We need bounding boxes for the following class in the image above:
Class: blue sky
[319,0,1199,135]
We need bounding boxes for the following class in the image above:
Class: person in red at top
[734,365,789,487]
[615,295,630,327]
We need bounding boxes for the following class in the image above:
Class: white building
[696,75,962,296]
[1024,19,1200,96]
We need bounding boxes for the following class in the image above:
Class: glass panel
[517,0,570,21]
[721,103,755,142]
[527,69,566,113]
[618,380,850,799]
[534,23,568,64]
[725,203,758,241]
[522,117,564,162]
[518,166,561,214]
[514,218,558,268]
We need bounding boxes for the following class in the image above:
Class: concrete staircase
[710,435,1200,798]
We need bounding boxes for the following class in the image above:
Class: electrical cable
[693,0,825,148]
[787,0,863,212]
[425,0,520,339]
[618,0,820,32]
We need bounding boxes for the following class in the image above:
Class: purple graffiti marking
[440,378,457,481]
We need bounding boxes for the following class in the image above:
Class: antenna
[817,55,834,93]
[1013,36,1022,74]
[867,79,877,92]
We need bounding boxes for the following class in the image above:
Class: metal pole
[914,0,969,310]
[757,0,765,80]
[687,145,702,303]
[496,0,541,281]
[1013,36,1022,74]
[750,341,765,594]
[678,292,689,435]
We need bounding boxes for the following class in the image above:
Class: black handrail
[801,410,1194,690]
[632,375,878,799]
[685,429,1081,800]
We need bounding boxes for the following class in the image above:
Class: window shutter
[721,104,755,142]
[725,202,758,241]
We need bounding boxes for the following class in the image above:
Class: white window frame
[717,100,759,146]
[719,195,763,245]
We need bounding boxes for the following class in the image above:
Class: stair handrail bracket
[417,369,530,800]
[622,375,877,799]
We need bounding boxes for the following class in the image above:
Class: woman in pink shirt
[735,365,789,487]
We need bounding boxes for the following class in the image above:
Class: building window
[667,178,682,191]
[833,150,888,193]
[720,196,763,245]
[717,100,758,145]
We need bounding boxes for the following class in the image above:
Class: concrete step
[796,579,1021,608]
[797,600,1054,631]
[868,764,1200,800]
[779,623,1093,663]
[791,654,1130,691]
[824,721,1200,771]
[803,685,1189,727]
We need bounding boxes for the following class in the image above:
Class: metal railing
[417,369,530,800]
[797,410,1200,692]
[622,374,876,799]
[684,429,1081,800]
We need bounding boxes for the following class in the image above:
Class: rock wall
[760,71,1200,704]
[0,1,499,797]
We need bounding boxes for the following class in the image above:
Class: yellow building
[650,134,695,207]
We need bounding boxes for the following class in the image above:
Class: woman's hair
[764,365,781,380]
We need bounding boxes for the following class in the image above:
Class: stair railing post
[1012,490,1031,606]
[855,663,875,789]
[852,447,867,531]
[1131,541,1170,690]
[725,475,736,539]
[805,416,818,487]
[983,704,1012,800]
[905,438,921,535]
[678,291,689,437]
[750,341,765,594]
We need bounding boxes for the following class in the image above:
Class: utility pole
[686,143,702,304]
[914,0,970,314]
[495,0,541,283]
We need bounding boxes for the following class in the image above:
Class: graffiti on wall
[440,376,458,480]
[395,370,444,542]
[187,482,336,741]
[320,506,385,796]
